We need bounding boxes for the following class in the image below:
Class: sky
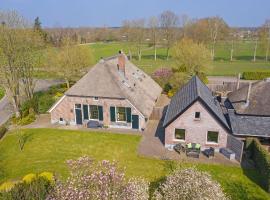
[1,0,269,28]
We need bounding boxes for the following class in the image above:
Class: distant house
[163,76,231,150]
[49,53,162,130]
[163,76,270,150]
[226,79,270,139]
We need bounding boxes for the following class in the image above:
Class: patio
[138,120,239,166]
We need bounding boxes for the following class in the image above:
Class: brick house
[49,53,162,130]
[163,76,231,150]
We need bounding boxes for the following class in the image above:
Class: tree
[0,11,28,117]
[33,16,48,43]
[160,11,179,60]
[259,19,270,61]
[49,156,149,200]
[154,168,228,200]
[172,38,211,77]
[148,16,159,60]
[47,37,93,88]
[130,19,145,61]
[34,17,41,31]
[121,20,133,59]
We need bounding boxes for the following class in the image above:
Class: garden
[0,128,269,199]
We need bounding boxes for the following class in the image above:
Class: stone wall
[165,100,229,150]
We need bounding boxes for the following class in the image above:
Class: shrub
[0,125,7,140]
[0,181,15,192]
[17,113,36,126]
[154,168,228,200]
[247,138,270,192]
[242,72,270,80]
[163,83,172,93]
[39,172,54,183]
[22,173,36,183]
[1,176,53,200]
[49,156,149,200]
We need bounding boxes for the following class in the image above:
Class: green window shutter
[98,106,103,121]
[110,106,116,122]
[83,105,89,120]
[126,107,131,123]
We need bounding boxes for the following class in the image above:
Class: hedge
[246,138,270,192]
[242,72,270,80]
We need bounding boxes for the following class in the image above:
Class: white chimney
[236,73,241,90]
[245,82,252,106]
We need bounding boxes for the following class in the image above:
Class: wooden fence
[227,134,244,162]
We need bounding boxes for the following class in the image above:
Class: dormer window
[195,112,201,120]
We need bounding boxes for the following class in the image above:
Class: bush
[242,72,270,80]
[154,168,228,200]
[49,156,149,200]
[163,83,172,93]
[39,172,54,183]
[0,125,7,140]
[0,181,15,192]
[22,173,36,184]
[1,176,53,200]
[17,113,36,126]
[247,138,270,192]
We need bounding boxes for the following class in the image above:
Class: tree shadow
[17,131,34,151]
[154,105,168,145]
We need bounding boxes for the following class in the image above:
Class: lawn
[89,41,270,76]
[0,128,269,199]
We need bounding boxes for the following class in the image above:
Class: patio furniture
[220,148,235,160]
[173,143,185,154]
[186,143,201,158]
[204,147,215,158]
[87,120,102,128]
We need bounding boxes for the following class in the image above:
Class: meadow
[0,128,269,200]
[89,41,270,76]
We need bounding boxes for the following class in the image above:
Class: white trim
[115,106,127,123]
[174,128,186,141]
[48,95,66,113]
[125,99,145,118]
[206,130,219,144]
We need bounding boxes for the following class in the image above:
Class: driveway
[0,79,64,126]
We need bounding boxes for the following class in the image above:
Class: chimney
[118,50,126,77]
[236,73,241,90]
[245,82,252,106]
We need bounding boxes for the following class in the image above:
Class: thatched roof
[65,56,162,118]
[228,80,270,116]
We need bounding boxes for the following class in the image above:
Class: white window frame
[89,105,99,121]
[194,112,201,120]
[173,128,186,142]
[116,107,127,122]
[206,130,219,144]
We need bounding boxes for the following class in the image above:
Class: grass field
[89,41,270,76]
[0,128,269,199]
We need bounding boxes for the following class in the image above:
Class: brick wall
[50,95,146,130]
[165,100,229,149]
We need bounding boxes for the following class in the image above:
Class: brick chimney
[118,50,126,76]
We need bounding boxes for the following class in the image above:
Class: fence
[226,134,244,162]
[149,107,165,120]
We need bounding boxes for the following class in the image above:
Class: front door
[132,115,139,129]
[75,107,83,125]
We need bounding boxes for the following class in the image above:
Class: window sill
[206,142,219,145]
[173,139,185,142]
[194,118,201,121]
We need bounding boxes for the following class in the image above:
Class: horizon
[1,0,270,28]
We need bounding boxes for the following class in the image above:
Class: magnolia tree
[154,168,228,200]
[48,156,149,200]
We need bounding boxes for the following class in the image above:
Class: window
[207,131,219,143]
[75,104,81,109]
[195,112,200,119]
[90,105,99,120]
[174,129,185,141]
[116,107,126,122]
[93,97,99,101]
[59,117,63,122]
[83,105,89,120]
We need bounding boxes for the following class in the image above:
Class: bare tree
[130,19,145,61]
[259,19,270,61]
[0,11,28,117]
[229,29,237,61]
[148,16,159,61]
[160,11,179,60]
[121,20,133,59]
[253,36,258,62]
[207,17,229,60]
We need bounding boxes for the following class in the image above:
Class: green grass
[0,128,269,199]
[89,41,270,76]
[0,87,4,100]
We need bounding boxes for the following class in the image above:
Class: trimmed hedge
[242,72,270,80]
[246,138,270,192]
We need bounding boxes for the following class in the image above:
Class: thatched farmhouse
[49,53,162,130]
